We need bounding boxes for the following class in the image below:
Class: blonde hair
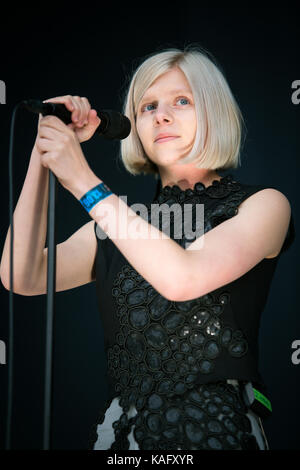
[119,44,247,179]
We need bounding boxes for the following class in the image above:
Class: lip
[154,134,179,143]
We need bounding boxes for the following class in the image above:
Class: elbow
[171,289,205,302]
[164,280,190,302]
[1,278,24,295]
[163,269,197,303]
[168,279,207,302]
[1,277,20,294]
[164,290,178,302]
[0,269,12,292]
[0,273,36,296]
[0,262,43,296]
[168,288,188,302]
[157,281,181,302]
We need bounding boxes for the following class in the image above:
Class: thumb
[88,109,101,129]
[75,109,101,142]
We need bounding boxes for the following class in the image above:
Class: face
[135,67,197,170]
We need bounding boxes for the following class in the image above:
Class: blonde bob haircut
[120,44,247,179]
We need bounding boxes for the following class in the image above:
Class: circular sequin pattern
[108,381,258,450]
[92,173,259,451]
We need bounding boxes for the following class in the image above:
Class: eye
[142,103,156,112]
[143,103,154,111]
[140,96,191,113]
[176,97,190,105]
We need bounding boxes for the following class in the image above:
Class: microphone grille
[99,110,131,140]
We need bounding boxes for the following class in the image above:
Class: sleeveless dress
[88,173,295,451]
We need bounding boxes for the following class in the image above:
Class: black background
[0,4,299,450]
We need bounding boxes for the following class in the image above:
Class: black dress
[87,173,295,450]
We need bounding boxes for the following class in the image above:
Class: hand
[40,95,101,143]
[36,114,95,195]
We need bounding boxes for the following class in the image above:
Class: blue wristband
[79,182,113,213]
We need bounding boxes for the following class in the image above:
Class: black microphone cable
[6,101,24,449]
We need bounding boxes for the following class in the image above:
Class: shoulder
[180,186,290,300]
[239,187,291,219]
[237,187,291,257]
[173,186,292,300]
[239,186,290,208]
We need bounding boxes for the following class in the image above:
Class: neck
[160,169,221,190]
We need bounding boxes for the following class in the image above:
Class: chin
[151,149,183,160]
[154,157,181,167]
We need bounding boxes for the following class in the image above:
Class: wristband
[79,182,113,213]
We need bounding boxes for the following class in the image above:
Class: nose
[153,103,173,125]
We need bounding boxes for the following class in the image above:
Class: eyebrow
[139,88,193,105]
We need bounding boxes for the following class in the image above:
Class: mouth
[155,136,179,143]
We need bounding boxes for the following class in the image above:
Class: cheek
[184,111,197,140]
[136,119,150,147]
[135,119,143,139]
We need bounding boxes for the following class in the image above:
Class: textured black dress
[87,173,295,450]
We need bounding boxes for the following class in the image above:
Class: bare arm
[181,189,291,301]
[0,141,50,293]
[16,220,97,296]
[0,151,98,296]
[0,95,100,295]
[75,183,290,303]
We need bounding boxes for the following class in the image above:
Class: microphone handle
[40,102,109,135]
[21,99,131,140]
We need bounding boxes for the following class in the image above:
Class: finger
[39,115,71,133]
[40,151,57,169]
[74,96,91,126]
[88,109,101,127]
[72,96,85,126]
[43,96,77,126]
[81,97,91,125]
[43,95,75,113]
[36,136,57,153]
[70,96,84,125]
[39,123,64,140]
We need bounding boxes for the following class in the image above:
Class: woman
[0,45,294,450]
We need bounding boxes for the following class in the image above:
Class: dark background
[0,4,299,450]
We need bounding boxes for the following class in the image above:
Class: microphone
[21,99,131,140]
